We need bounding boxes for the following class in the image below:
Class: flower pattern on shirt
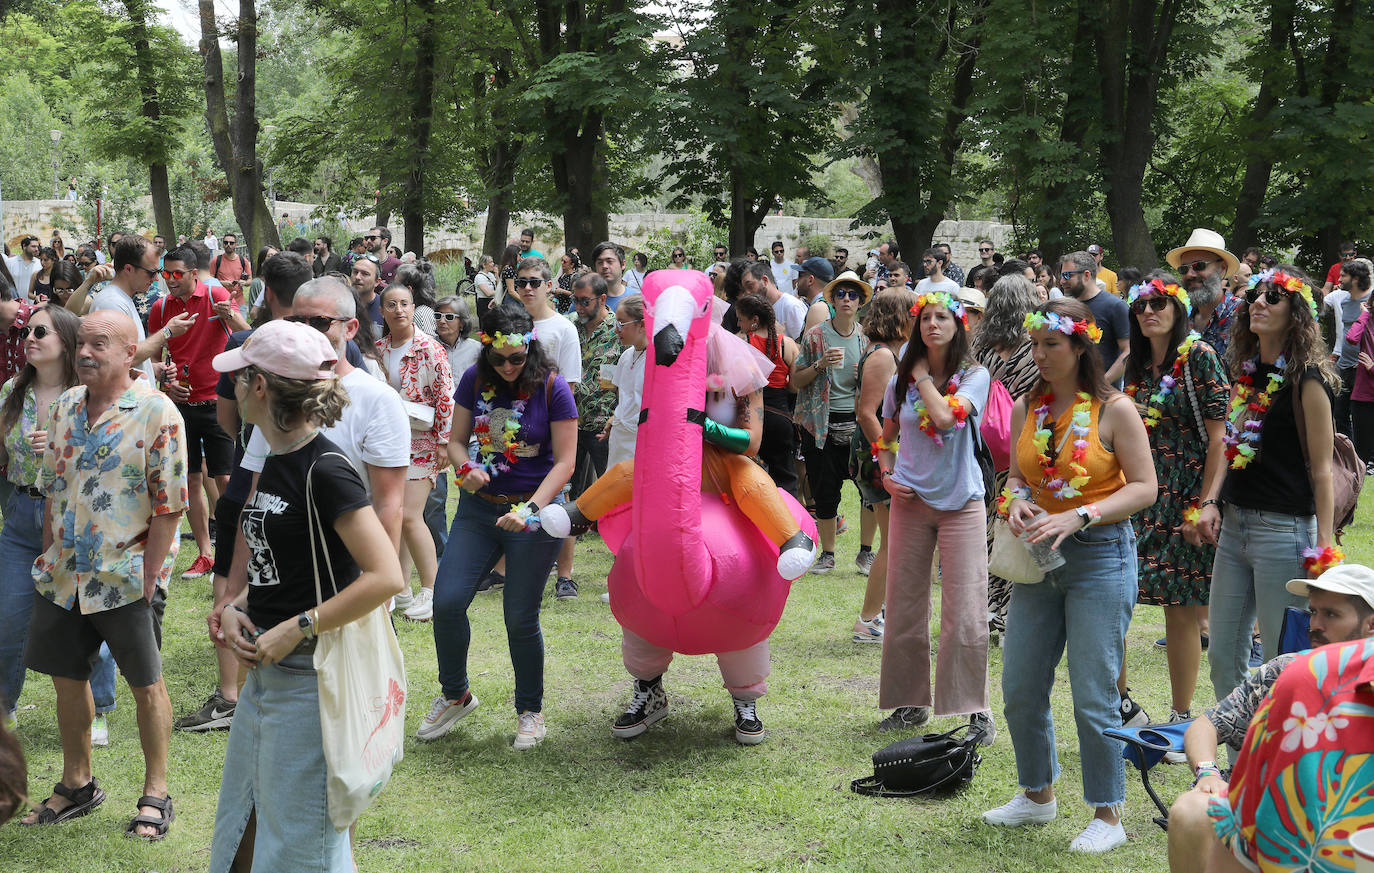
[377,331,454,479]
[0,379,61,488]
[574,310,621,431]
[34,380,187,613]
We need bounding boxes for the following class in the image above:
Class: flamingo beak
[652,284,696,366]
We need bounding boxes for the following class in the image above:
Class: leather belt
[474,490,535,505]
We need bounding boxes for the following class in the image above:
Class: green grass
[5,488,1372,872]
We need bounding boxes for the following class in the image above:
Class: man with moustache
[21,311,186,838]
[1166,229,1241,360]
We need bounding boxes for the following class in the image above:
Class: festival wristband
[702,416,751,454]
[1200,498,1220,509]
[1303,546,1345,576]
[1085,503,1101,525]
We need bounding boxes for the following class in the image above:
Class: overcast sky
[161,0,202,44]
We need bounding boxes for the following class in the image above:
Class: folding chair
[1104,606,1311,831]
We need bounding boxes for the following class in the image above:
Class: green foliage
[168,143,234,239]
[637,211,729,271]
[794,223,833,259]
[52,172,149,240]
[0,72,61,200]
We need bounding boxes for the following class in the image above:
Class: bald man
[21,309,187,838]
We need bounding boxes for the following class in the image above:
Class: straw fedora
[823,270,873,305]
[957,287,987,313]
[1165,228,1240,278]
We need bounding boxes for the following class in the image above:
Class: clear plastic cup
[598,363,614,389]
[1019,507,1066,573]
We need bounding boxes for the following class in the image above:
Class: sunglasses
[1179,258,1220,275]
[132,264,160,278]
[486,349,527,367]
[364,235,380,241]
[672,253,685,259]
[1244,286,1291,306]
[18,325,50,340]
[615,319,641,329]
[286,314,349,333]
[357,253,380,264]
[832,288,862,301]
[434,312,461,322]
[1060,269,1087,279]
[978,247,993,253]
[513,277,545,289]
[1130,296,1171,315]
[1342,251,1357,258]
[161,269,188,280]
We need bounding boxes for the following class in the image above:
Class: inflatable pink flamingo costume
[542,270,816,743]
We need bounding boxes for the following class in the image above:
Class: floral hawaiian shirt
[1201,293,1242,361]
[35,380,187,613]
[1209,637,1374,873]
[0,379,60,488]
[574,309,621,431]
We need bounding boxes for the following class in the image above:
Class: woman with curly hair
[1194,266,1339,701]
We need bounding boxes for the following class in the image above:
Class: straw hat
[957,287,987,313]
[1165,229,1240,278]
[823,270,873,305]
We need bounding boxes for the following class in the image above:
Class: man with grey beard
[1165,229,1242,360]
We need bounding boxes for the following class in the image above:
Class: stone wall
[3,198,1012,273]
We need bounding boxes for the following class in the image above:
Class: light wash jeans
[1001,519,1136,808]
[1208,505,1313,702]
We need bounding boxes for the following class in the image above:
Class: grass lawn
[4,484,1370,872]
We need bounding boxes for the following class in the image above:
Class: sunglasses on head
[1179,258,1220,275]
[357,253,380,264]
[514,277,545,289]
[434,312,461,322]
[1130,296,1171,315]
[832,288,862,301]
[286,314,349,333]
[1244,286,1291,306]
[486,348,527,367]
[19,325,50,340]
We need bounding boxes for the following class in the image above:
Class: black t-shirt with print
[242,435,371,630]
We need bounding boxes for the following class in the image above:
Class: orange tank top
[748,332,790,389]
[1015,393,1125,514]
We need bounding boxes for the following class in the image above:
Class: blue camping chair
[1104,606,1311,831]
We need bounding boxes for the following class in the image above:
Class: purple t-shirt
[456,367,578,494]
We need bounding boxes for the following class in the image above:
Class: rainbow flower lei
[479,328,537,348]
[1024,311,1103,343]
[909,370,969,446]
[470,385,530,475]
[1249,269,1318,319]
[1032,390,1093,500]
[1303,546,1345,575]
[870,435,900,462]
[1127,278,1192,315]
[1222,355,1285,469]
[911,292,968,327]
[1125,331,1202,432]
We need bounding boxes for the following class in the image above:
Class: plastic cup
[1351,829,1374,873]
[1019,507,1066,573]
[598,363,614,389]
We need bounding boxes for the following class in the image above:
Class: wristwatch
[1074,506,1093,529]
[297,611,317,640]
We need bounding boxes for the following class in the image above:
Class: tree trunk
[125,0,174,240]
[1231,0,1297,251]
[555,119,610,254]
[400,0,437,256]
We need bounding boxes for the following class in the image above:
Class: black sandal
[125,794,174,841]
[24,778,106,825]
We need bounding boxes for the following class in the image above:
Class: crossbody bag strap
[1291,378,1313,475]
[1181,358,1208,445]
[305,451,350,607]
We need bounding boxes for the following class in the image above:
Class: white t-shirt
[242,368,411,494]
[915,276,960,295]
[88,284,153,381]
[474,271,498,299]
[534,313,582,383]
[608,345,647,467]
[203,233,218,254]
[771,259,793,294]
[772,292,808,340]
[5,256,39,301]
[385,337,412,390]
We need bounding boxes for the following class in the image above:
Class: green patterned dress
[1131,339,1229,606]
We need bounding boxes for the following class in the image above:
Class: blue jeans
[1208,506,1313,701]
[1001,520,1136,808]
[0,491,43,713]
[431,492,562,713]
[424,472,449,558]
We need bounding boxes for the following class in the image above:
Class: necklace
[1031,391,1093,500]
[1125,332,1200,433]
[1223,354,1286,469]
[909,369,968,446]
[267,429,318,457]
[472,384,529,475]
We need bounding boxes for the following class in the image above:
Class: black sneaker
[1119,689,1149,727]
[555,577,578,600]
[732,697,765,745]
[478,570,504,593]
[877,705,930,732]
[612,677,668,739]
[174,690,235,732]
[969,711,997,746]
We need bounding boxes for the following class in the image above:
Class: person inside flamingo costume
[541,270,817,743]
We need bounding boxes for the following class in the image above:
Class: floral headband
[1127,278,1192,315]
[1249,269,1318,319]
[1024,311,1103,342]
[910,292,968,327]
[479,329,537,348]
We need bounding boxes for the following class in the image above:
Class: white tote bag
[307,454,407,831]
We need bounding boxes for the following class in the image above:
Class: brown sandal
[23,779,105,825]
[125,794,174,841]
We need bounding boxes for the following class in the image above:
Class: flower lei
[909,370,969,446]
[479,328,537,348]
[1031,391,1093,500]
[1127,278,1192,315]
[511,501,542,532]
[1249,269,1318,319]
[1222,355,1286,469]
[1024,311,1103,343]
[469,385,529,475]
[1303,546,1345,575]
[910,292,968,328]
[870,435,900,462]
[1126,331,1201,432]
[1182,500,1202,525]
[997,485,1031,517]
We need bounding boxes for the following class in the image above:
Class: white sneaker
[392,588,415,611]
[415,692,479,740]
[91,714,109,747]
[513,711,545,750]
[599,591,610,604]
[982,793,1057,826]
[403,587,434,622]
[1069,818,1127,853]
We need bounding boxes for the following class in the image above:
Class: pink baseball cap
[212,319,338,380]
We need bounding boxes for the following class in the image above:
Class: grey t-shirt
[88,285,154,382]
[882,365,990,510]
[915,277,960,296]
[822,321,865,414]
[1338,294,1368,368]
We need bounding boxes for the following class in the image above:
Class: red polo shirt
[147,282,233,402]
[0,302,35,385]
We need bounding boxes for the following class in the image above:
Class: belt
[474,490,535,505]
[177,399,217,408]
